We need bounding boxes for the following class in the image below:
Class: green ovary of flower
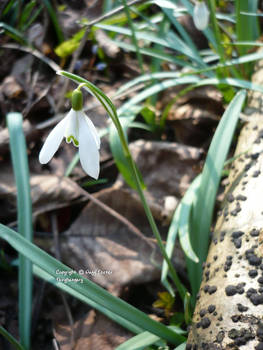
[66,135,79,147]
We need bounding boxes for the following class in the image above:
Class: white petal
[64,108,79,146]
[78,114,100,179]
[39,115,68,164]
[193,2,210,30]
[79,111,100,149]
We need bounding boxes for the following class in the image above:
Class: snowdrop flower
[39,87,100,179]
[193,1,210,31]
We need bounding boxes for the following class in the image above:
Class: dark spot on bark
[218,316,223,321]
[226,283,245,296]
[256,343,263,350]
[208,286,217,294]
[200,309,207,317]
[227,193,235,202]
[251,152,259,159]
[246,249,262,266]
[208,305,216,313]
[249,270,258,278]
[245,163,252,171]
[201,317,211,329]
[232,231,245,239]
[216,331,224,343]
[204,285,209,293]
[248,255,262,266]
[186,345,192,350]
[233,237,242,249]
[232,315,240,322]
[228,328,254,346]
[213,238,218,245]
[213,255,218,261]
[236,194,247,201]
[226,285,238,296]
[237,303,248,312]
[196,321,201,328]
[251,229,260,237]
[257,323,263,340]
[258,277,263,284]
[242,181,248,185]
[247,288,257,296]
[253,170,261,177]
[224,259,232,271]
[235,274,240,278]
[229,329,239,339]
[220,231,226,242]
[248,292,263,305]
[205,270,210,281]
[230,209,238,216]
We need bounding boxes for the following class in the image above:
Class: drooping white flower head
[39,88,100,179]
[193,1,210,31]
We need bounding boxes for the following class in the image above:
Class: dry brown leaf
[0,165,86,221]
[1,76,24,99]
[61,186,165,293]
[53,309,131,350]
[117,139,203,208]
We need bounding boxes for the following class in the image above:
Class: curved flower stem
[109,107,187,302]
[58,70,187,301]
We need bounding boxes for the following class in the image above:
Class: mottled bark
[187,61,263,350]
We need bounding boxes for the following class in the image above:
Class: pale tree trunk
[187,62,263,350]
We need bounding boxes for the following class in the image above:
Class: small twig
[51,213,75,350]
[77,185,154,247]
[0,43,60,71]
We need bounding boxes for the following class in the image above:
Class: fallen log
[187,63,263,349]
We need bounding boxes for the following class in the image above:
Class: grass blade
[188,90,247,298]
[0,326,25,350]
[95,23,204,63]
[236,0,259,56]
[7,113,33,350]
[0,224,186,345]
[42,0,64,43]
[115,326,185,350]
[0,22,29,45]
[161,175,201,294]
[33,265,142,334]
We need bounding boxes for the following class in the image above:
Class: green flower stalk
[54,70,187,302]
